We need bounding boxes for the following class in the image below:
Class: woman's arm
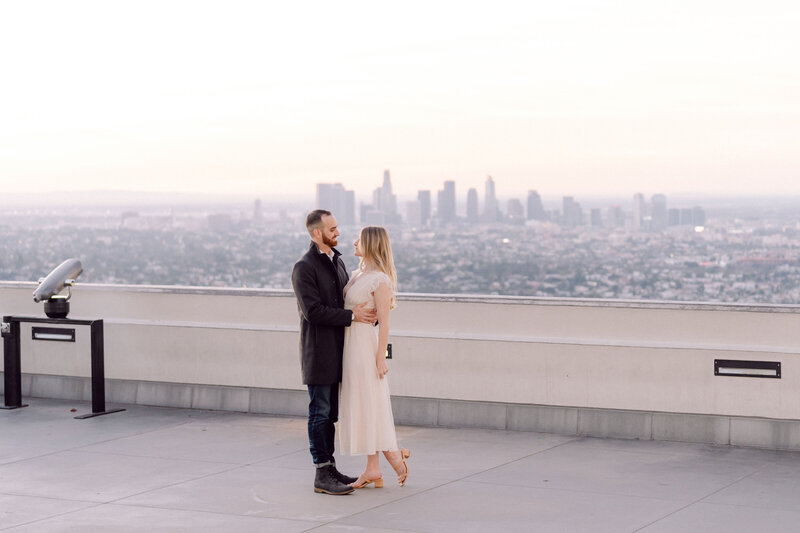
[373,281,392,379]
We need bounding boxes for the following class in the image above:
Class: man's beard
[322,234,338,248]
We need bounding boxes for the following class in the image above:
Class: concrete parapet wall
[4,373,800,451]
[2,282,800,447]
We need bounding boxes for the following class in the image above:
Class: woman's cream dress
[338,269,399,455]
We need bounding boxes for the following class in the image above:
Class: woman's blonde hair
[359,226,397,308]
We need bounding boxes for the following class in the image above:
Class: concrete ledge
[652,412,731,445]
[191,385,250,412]
[250,387,307,417]
[509,404,579,434]
[28,374,92,402]
[107,380,139,404]
[5,280,798,314]
[579,408,653,440]
[136,381,193,409]
[731,417,800,450]
[437,399,508,430]
[391,396,439,427]
[6,373,800,452]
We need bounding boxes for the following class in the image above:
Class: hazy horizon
[2,1,799,197]
[4,189,800,211]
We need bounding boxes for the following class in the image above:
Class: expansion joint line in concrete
[631,469,761,532]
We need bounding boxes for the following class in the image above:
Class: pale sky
[1,0,799,199]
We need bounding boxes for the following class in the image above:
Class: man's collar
[310,241,341,258]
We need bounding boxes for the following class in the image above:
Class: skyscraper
[609,204,625,227]
[507,198,524,222]
[370,169,400,223]
[316,183,356,225]
[562,196,582,227]
[344,190,355,226]
[466,188,479,222]
[418,190,431,226]
[668,208,681,226]
[437,181,456,224]
[692,206,706,226]
[527,190,546,221]
[482,175,498,223]
[379,170,398,213]
[406,200,422,228]
[651,194,667,231]
[590,208,603,227]
[632,193,646,231]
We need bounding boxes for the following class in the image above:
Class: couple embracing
[291,209,410,495]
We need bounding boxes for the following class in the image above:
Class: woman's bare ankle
[384,451,402,473]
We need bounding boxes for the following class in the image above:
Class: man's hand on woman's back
[352,302,377,324]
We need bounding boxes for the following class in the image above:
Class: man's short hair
[306,209,332,234]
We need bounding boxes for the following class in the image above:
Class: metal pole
[75,319,123,418]
[90,320,105,413]
[1,317,27,409]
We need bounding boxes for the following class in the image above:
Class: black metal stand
[1,319,27,409]
[2,316,125,418]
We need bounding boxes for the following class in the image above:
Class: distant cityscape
[1,173,800,305]
[316,170,707,231]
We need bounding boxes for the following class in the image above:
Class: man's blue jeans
[307,384,339,465]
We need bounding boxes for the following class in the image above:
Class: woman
[338,226,410,488]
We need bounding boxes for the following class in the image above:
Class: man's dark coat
[291,242,353,385]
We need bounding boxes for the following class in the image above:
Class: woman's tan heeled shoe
[351,476,384,489]
[396,448,410,486]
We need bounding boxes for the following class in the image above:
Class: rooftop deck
[2,398,800,532]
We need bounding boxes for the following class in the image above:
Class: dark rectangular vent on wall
[714,359,780,379]
[31,327,75,342]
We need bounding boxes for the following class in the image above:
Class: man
[291,210,377,495]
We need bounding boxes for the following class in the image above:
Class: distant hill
[0,190,310,208]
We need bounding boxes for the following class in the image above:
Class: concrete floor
[2,399,800,532]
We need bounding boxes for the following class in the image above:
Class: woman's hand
[376,354,389,379]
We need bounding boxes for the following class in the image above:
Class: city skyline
[2,1,799,197]
[317,171,707,229]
